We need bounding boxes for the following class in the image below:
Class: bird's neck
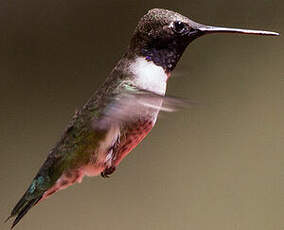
[139,46,183,73]
[107,51,171,96]
[129,32,189,73]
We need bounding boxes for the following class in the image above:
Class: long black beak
[197,24,279,36]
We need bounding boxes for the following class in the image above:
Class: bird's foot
[101,166,116,178]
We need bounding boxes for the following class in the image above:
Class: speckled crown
[135,8,192,35]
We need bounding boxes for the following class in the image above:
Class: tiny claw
[100,172,109,178]
[101,166,116,178]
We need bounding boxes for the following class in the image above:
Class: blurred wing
[93,86,191,130]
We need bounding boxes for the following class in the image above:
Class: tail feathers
[6,193,42,229]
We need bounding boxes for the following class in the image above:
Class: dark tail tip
[4,216,12,223]
[8,196,42,229]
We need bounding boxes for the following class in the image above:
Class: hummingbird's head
[129,8,279,73]
[129,8,198,73]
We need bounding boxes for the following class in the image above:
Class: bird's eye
[173,21,186,33]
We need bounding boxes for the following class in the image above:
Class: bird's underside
[43,115,156,200]
[35,124,150,212]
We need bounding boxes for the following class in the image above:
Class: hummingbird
[6,8,279,229]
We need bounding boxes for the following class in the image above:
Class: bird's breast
[130,57,168,95]
[111,115,157,166]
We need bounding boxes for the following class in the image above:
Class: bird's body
[7,8,278,229]
[41,56,168,200]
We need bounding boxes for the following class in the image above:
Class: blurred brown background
[0,0,283,229]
